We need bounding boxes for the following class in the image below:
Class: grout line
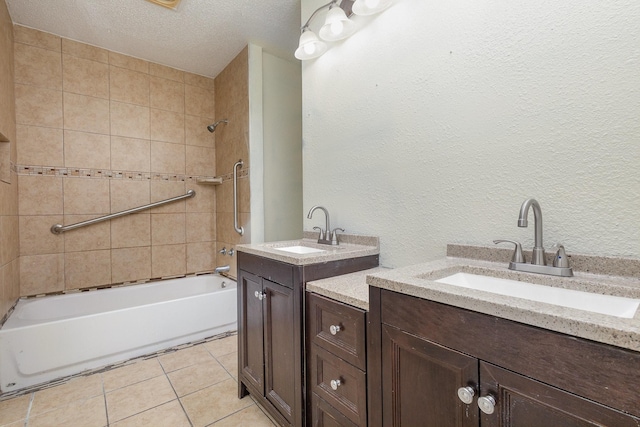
[23,392,34,427]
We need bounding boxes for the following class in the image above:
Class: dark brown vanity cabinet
[237,251,378,427]
[368,288,640,427]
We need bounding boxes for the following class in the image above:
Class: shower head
[207,119,229,133]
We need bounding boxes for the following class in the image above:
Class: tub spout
[214,265,230,274]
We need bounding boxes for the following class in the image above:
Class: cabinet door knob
[457,386,475,404]
[254,291,266,300]
[330,379,341,390]
[254,291,260,299]
[329,325,341,335]
[478,395,496,415]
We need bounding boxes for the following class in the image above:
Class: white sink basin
[275,245,326,255]
[435,272,640,318]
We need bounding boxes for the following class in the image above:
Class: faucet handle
[330,228,345,245]
[313,226,325,240]
[493,239,526,263]
[551,243,570,268]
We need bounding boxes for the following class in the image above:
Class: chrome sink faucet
[494,198,573,277]
[517,198,546,265]
[307,205,343,245]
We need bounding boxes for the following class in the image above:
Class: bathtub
[0,274,237,393]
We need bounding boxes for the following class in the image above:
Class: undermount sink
[435,272,640,319]
[275,245,326,255]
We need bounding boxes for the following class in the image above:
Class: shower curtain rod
[50,190,196,234]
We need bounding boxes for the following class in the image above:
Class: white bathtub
[0,274,237,393]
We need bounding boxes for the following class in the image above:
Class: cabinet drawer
[310,345,367,427]
[237,252,294,288]
[311,393,359,427]
[307,293,366,370]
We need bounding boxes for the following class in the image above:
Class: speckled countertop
[236,232,379,266]
[307,267,389,311]
[367,257,640,352]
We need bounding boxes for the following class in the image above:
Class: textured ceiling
[6,0,301,78]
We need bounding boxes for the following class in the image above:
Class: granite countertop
[366,257,640,352]
[236,232,379,266]
[306,267,389,311]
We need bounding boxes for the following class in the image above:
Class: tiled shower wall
[214,47,251,277]
[0,1,19,319]
[13,25,224,296]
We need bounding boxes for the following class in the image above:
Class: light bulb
[304,43,316,55]
[365,0,380,7]
[330,20,344,35]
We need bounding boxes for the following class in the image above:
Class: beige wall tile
[62,54,109,99]
[151,141,185,174]
[20,253,64,295]
[63,178,110,215]
[186,212,215,243]
[18,175,63,215]
[110,179,150,212]
[216,180,232,213]
[110,213,150,248]
[109,52,149,74]
[13,25,61,51]
[110,101,150,139]
[186,145,215,176]
[187,184,215,213]
[187,241,216,274]
[185,115,215,148]
[63,214,110,252]
[110,66,150,106]
[16,125,64,166]
[63,92,110,134]
[112,246,151,283]
[65,249,111,289]
[19,215,64,256]
[111,136,150,172]
[150,109,184,144]
[14,43,62,90]
[152,243,186,278]
[64,130,110,169]
[151,213,185,245]
[184,73,215,91]
[0,215,19,264]
[149,63,184,83]
[15,83,63,128]
[150,76,184,113]
[214,135,236,177]
[150,180,186,213]
[185,84,214,118]
[238,175,250,213]
[62,39,109,63]
[216,212,234,245]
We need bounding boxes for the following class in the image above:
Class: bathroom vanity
[236,234,379,427]
[366,253,640,426]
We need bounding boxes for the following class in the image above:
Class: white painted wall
[249,44,303,244]
[301,0,640,267]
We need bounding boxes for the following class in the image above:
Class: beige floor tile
[216,352,238,380]
[180,379,253,427]
[110,400,190,427]
[106,375,176,423]
[210,405,276,427]
[203,335,237,358]
[158,344,214,373]
[102,358,164,392]
[0,394,31,426]
[27,395,106,427]
[168,359,232,397]
[31,374,103,415]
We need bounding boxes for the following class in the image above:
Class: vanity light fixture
[295,0,393,60]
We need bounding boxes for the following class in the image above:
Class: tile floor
[0,335,276,427]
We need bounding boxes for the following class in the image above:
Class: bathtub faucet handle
[219,247,227,255]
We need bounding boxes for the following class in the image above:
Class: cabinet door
[264,279,296,424]
[382,324,479,427]
[239,271,264,393]
[480,362,640,427]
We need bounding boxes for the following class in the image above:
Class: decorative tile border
[15,165,249,183]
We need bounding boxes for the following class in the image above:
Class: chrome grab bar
[233,160,244,235]
[51,190,196,235]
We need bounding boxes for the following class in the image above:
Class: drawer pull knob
[478,395,496,415]
[457,386,475,404]
[329,325,341,335]
[330,379,342,390]
[254,291,266,300]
